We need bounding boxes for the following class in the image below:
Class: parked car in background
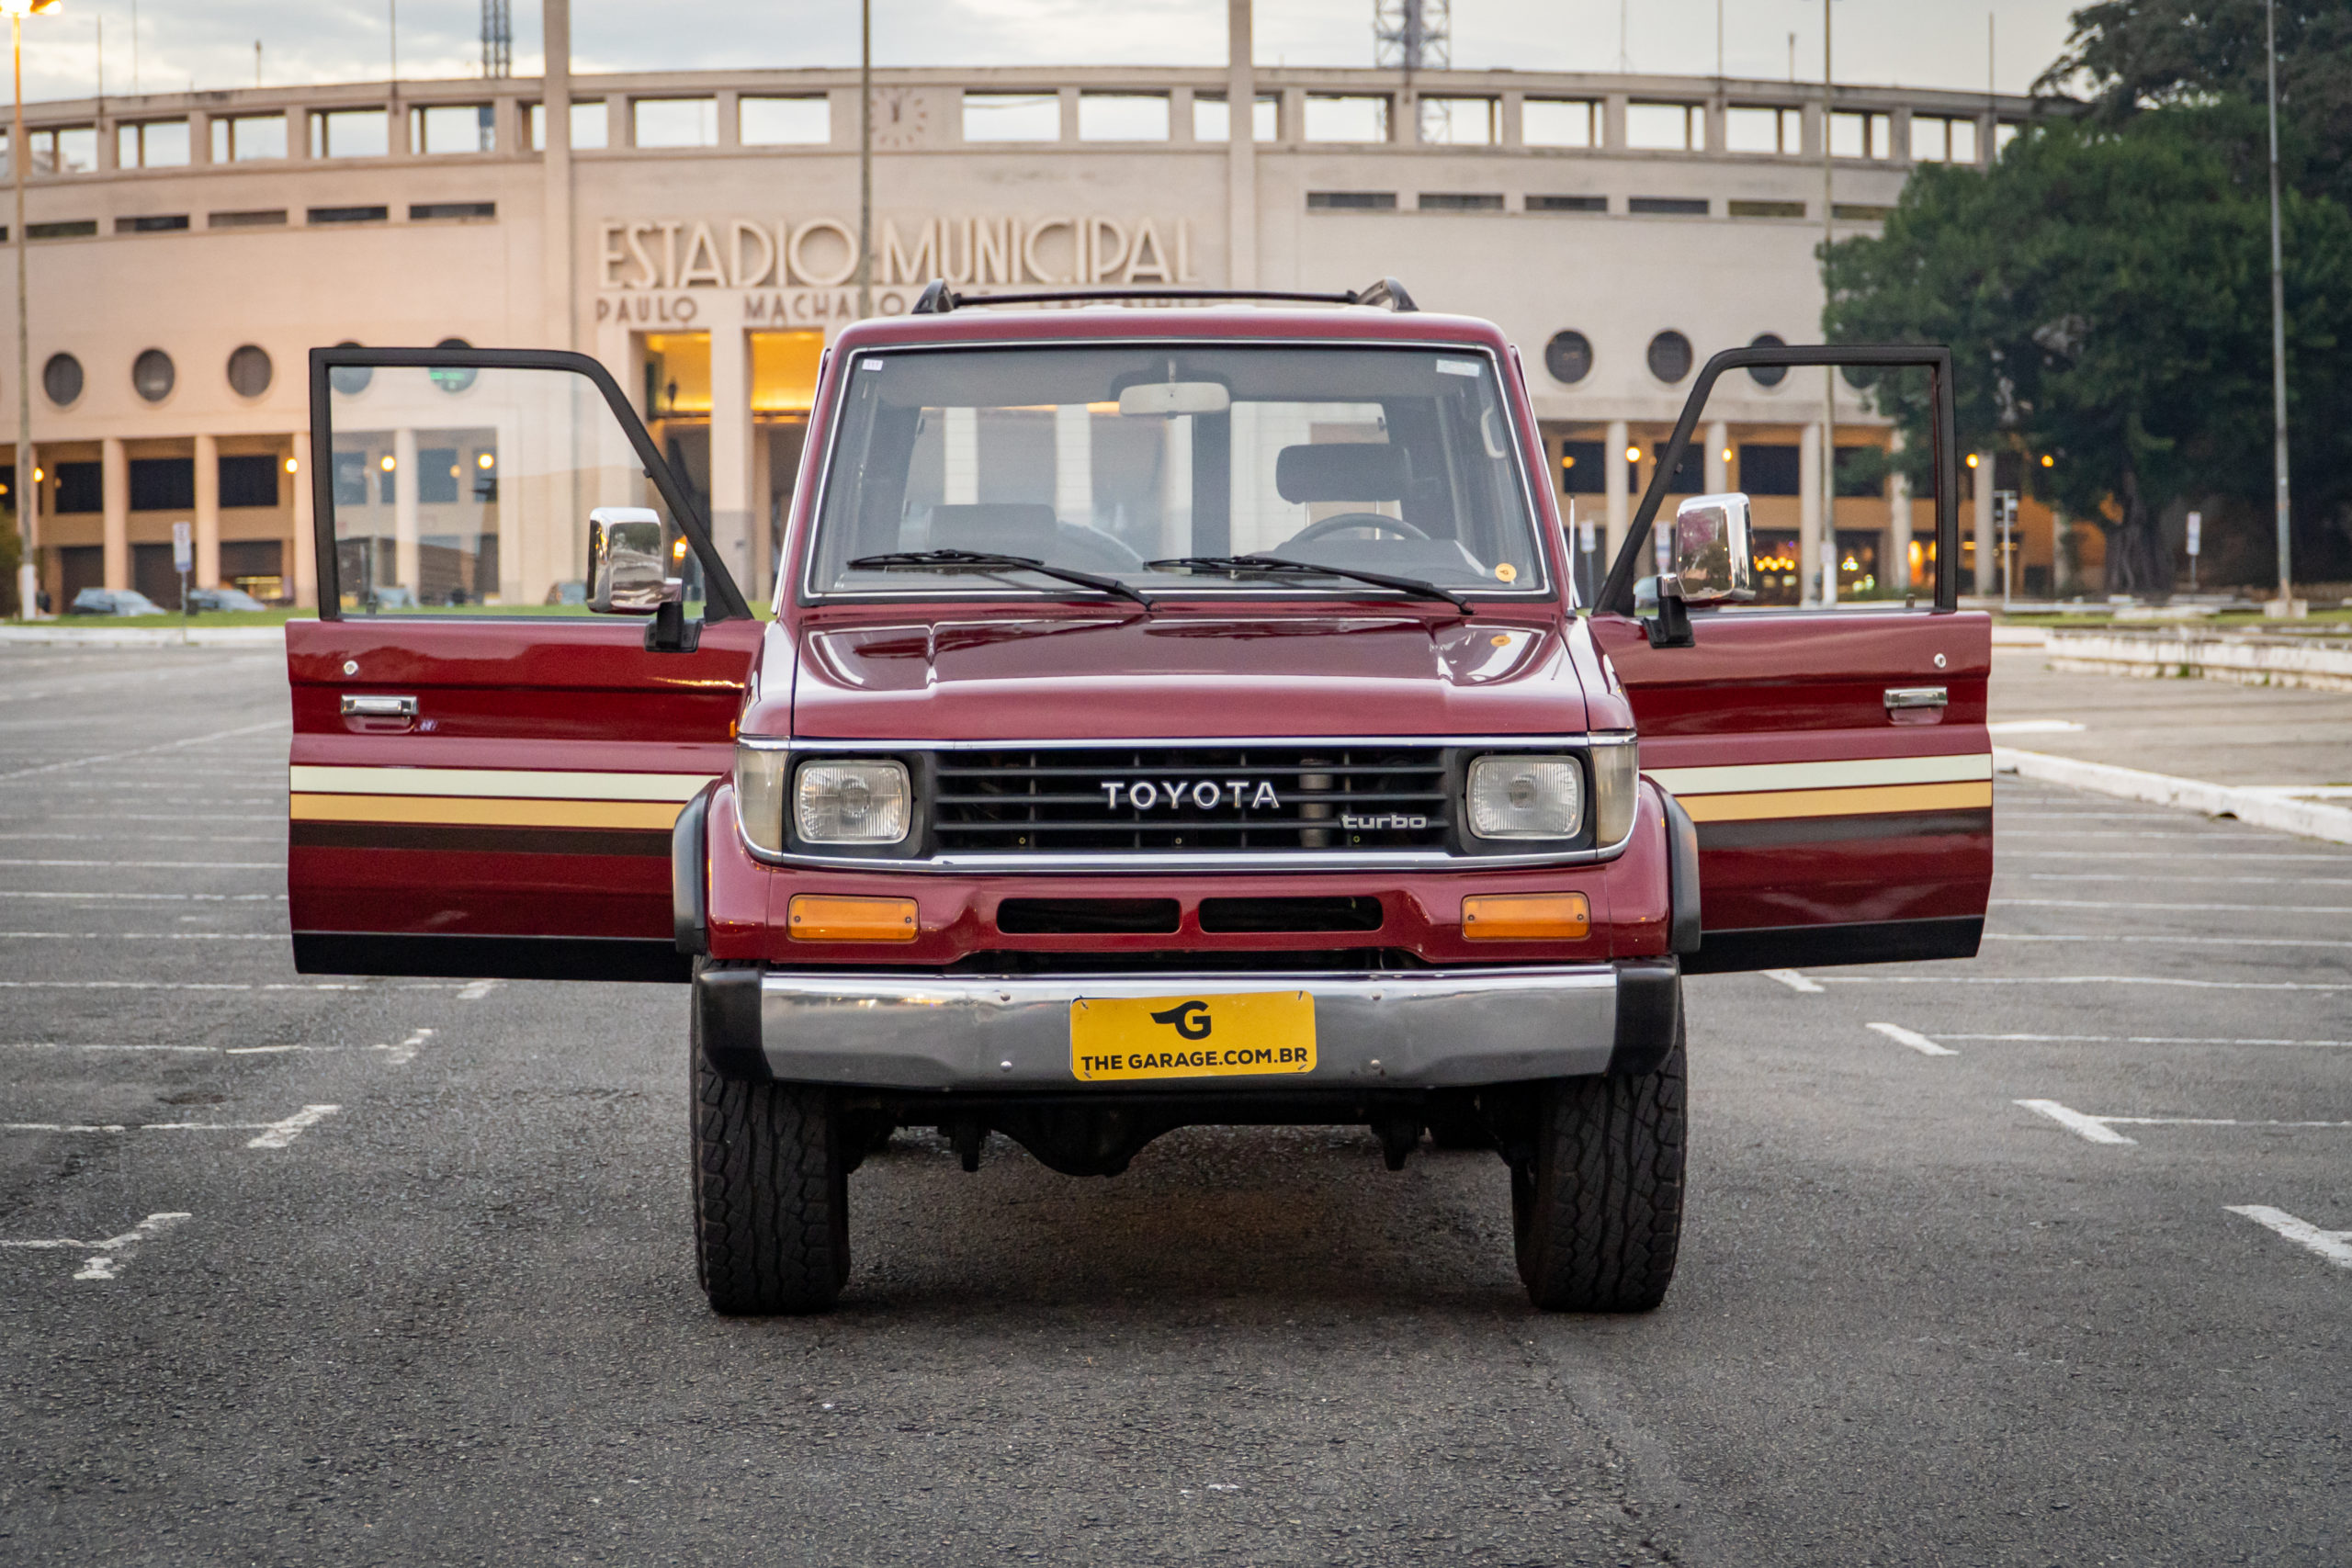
[187,587,270,613]
[545,580,588,605]
[66,588,166,616]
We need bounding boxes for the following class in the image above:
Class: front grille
[931,746,1450,854]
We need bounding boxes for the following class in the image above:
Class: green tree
[2042,1,2352,206]
[1825,107,2352,593]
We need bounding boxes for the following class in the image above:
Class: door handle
[341,694,419,719]
[1883,686,1949,712]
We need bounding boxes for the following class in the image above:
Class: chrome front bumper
[695,962,1679,1090]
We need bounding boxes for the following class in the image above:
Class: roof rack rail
[908,277,1418,316]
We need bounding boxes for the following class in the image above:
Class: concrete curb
[2043,627,2352,693]
[0,625,287,648]
[1995,746,2352,846]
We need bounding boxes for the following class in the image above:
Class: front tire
[692,1015,849,1315]
[1510,1024,1686,1312]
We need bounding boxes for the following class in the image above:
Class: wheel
[691,1010,850,1315]
[1510,1023,1685,1312]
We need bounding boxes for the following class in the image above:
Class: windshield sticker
[1435,357,1480,377]
[1495,563,1518,583]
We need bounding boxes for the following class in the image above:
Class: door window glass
[324,364,700,615]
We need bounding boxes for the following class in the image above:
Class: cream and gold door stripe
[288,766,718,831]
[1647,753,1993,825]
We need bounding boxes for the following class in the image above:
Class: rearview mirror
[1117,381,1230,418]
[587,507,682,615]
[1669,493,1756,604]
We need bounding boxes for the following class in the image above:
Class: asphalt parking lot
[0,642,2343,1567]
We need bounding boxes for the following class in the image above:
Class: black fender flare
[673,783,717,956]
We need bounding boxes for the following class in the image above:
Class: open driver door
[1588,344,1992,973]
[286,345,763,981]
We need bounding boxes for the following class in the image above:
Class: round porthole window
[1747,333,1788,387]
[132,349,176,403]
[42,352,83,406]
[1543,330,1593,386]
[1646,330,1692,384]
[227,344,273,399]
[328,342,373,397]
[428,337,477,394]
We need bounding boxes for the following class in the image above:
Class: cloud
[21,1,2079,104]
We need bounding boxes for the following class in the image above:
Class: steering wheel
[1283,512,1430,545]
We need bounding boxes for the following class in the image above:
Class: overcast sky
[19,2,2087,107]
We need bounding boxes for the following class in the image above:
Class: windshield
[805,342,1546,601]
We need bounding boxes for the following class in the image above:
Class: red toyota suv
[286,285,1992,1316]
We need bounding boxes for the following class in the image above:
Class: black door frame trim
[306,344,753,624]
[1597,342,1960,615]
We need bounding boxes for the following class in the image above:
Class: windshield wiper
[1145,554,1475,615]
[847,549,1154,609]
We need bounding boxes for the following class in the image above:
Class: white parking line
[1762,968,1824,994]
[0,980,458,991]
[456,979,501,1001]
[2018,1099,2135,1143]
[0,1028,432,1063]
[1995,897,2352,914]
[2,1104,340,1147]
[247,1105,339,1149]
[1941,1033,2352,1049]
[2018,1099,2352,1145]
[1867,1022,1956,1056]
[0,1212,190,1280]
[1817,975,2352,992]
[0,860,281,870]
[2003,851,2351,863]
[2225,1206,2352,1270]
[2020,874,2352,886]
[0,833,283,843]
[0,931,282,941]
[1983,933,2352,949]
[1999,830,2285,840]
[0,891,285,902]
[0,719,287,783]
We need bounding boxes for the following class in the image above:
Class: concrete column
[708,325,754,589]
[1703,421,1729,495]
[1973,449,1996,595]
[193,434,221,588]
[1819,420,1839,606]
[290,438,317,608]
[1886,430,1911,597]
[101,438,129,590]
[1226,0,1257,287]
[393,427,419,592]
[749,425,774,601]
[943,407,978,504]
[1603,418,1630,567]
[715,90,741,150]
[1055,405,1093,523]
[1798,423,1822,607]
[542,0,576,350]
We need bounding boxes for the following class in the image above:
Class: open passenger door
[1589,344,1992,973]
[287,345,762,981]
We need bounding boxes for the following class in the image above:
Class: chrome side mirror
[587,507,682,615]
[1669,493,1757,604]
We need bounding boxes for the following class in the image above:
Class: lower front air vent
[995,897,1182,935]
[1196,896,1386,933]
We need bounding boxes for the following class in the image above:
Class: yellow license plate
[1069,992,1317,1082]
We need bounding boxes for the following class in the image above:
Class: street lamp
[6,0,59,621]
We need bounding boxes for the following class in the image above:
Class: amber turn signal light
[1461,892,1589,942]
[787,894,920,942]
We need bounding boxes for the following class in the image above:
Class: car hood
[790,614,1590,739]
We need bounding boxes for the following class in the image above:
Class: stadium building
[6,6,2053,612]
